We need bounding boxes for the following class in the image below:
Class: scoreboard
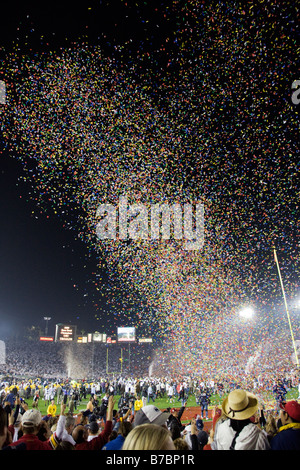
[55,324,77,342]
[117,326,136,342]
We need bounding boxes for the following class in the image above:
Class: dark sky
[0,155,98,337]
[0,1,171,339]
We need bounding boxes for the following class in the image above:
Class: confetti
[0,0,299,383]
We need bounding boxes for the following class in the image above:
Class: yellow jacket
[47,404,57,417]
[134,399,143,411]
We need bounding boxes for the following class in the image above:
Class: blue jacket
[102,434,125,450]
[271,426,300,450]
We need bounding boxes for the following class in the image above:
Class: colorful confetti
[0,0,299,382]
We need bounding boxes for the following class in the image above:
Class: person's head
[72,424,88,444]
[122,424,175,450]
[21,409,42,435]
[118,419,132,438]
[65,414,76,435]
[108,430,118,441]
[55,440,75,450]
[170,408,179,418]
[279,401,300,425]
[197,430,209,449]
[173,437,189,450]
[37,420,51,441]
[88,421,99,436]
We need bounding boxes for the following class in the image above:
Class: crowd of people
[1,338,299,395]
[0,383,299,451]
[0,337,299,451]
[0,338,154,378]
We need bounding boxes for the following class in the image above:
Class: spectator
[86,396,94,414]
[134,395,143,415]
[56,385,62,405]
[213,389,270,450]
[6,396,23,443]
[57,412,76,447]
[147,384,155,403]
[203,406,224,450]
[5,405,66,450]
[195,413,204,431]
[37,418,52,442]
[87,421,99,441]
[98,392,110,424]
[187,418,209,450]
[196,430,209,450]
[169,419,181,441]
[5,392,15,408]
[102,420,132,450]
[72,395,114,450]
[55,440,75,450]
[173,437,189,450]
[133,405,170,428]
[199,389,210,419]
[167,383,175,404]
[167,403,186,433]
[0,406,8,449]
[141,386,148,407]
[122,423,175,450]
[47,399,57,417]
[270,400,300,450]
[263,413,278,444]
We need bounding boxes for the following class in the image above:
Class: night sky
[0,1,164,338]
[0,1,299,352]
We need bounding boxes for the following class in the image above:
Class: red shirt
[75,420,112,450]
[9,433,53,450]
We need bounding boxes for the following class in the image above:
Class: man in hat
[271,400,300,450]
[87,420,99,441]
[213,389,270,450]
[6,404,67,450]
[10,409,52,450]
[167,402,186,433]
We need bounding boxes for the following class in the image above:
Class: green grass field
[22,387,299,420]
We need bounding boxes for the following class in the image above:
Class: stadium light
[239,306,255,319]
[44,316,51,335]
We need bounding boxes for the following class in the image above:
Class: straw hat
[222,389,258,420]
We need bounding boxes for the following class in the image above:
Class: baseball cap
[88,421,99,433]
[280,400,300,421]
[22,409,42,427]
[197,430,208,446]
[133,405,170,427]
[170,408,179,413]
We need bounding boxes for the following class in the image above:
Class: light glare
[239,306,255,319]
